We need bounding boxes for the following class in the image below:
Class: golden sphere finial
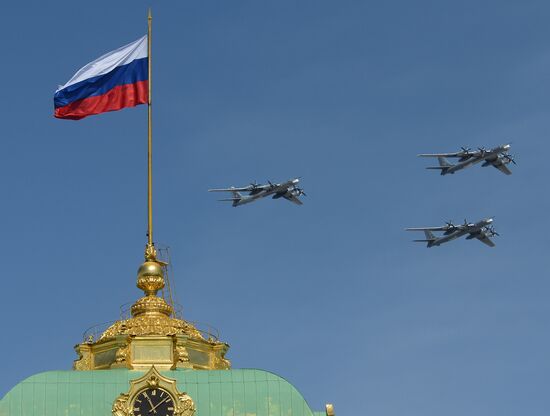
[137,260,164,295]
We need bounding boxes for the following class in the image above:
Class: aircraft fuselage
[429,218,493,246]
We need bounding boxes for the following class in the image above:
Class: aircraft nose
[486,218,493,224]
[292,178,299,184]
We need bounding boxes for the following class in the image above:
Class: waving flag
[54,36,148,120]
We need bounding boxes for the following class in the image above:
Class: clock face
[132,388,175,416]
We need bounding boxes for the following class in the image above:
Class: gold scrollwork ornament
[175,392,195,416]
[112,394,130,416]
[176,345,190,363]
[115,344,130,364]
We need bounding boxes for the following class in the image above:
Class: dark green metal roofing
[0,369,324,416]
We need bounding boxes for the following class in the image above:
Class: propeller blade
[504,154,517,165]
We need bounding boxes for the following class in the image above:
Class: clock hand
[148,396,170,414]
[144,393,157,414]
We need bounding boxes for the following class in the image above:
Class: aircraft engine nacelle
[483,155,498,166]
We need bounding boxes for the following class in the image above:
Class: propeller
[443,220,457,235]
[477,146,486,155]
[484,225,499,237]
[458,147,474,161]
[445,220,455,229]
[293,186,307,197]
[502,154,517,165]
[463,219,473,228]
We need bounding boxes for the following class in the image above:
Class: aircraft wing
[283,194,304,205]
[406,226,449,232]
[475,233,496,247]
[208,187,252,192]
[492,163,512,175]
[418,152,462,158]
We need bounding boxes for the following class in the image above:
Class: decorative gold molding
[115,344,130,364]
[176,345,190,363]
[100,314,204,340]
[73,345,92,370]
[130,295,173,317]
[112,366,195,416]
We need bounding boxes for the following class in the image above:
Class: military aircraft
[406,217,498,247]
[208,178,305,207]
[418,144,516,175]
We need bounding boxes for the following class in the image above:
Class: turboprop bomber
[419,144,515,175]
[406,218,498,247]
[208,178,305,207]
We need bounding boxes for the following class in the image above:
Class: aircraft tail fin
[437,156,452,167]
[231,191,242,207]
[217,191,243,207]
[424,230,436,240]
[426,157,453,175]
[413,230,437,247]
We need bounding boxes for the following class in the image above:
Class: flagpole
[146,8,155,259]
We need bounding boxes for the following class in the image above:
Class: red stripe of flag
[54,81,148,120]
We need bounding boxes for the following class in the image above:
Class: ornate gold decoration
[112,394,130,416]
[212,349,231,369]
[100,315,203,340]
[176,345,190,363]
[136,260,165,295]
[74,239,231,371]
[131,295,173,316]
[145,243,158,262]
[73,345,92,370]
[176,393,195,416]
[99,259,203,342]
[112,366,195,416]
[115,344,130,364]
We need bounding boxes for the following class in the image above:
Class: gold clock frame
[112,366,195,416]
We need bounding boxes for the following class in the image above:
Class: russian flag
[54,36,148,120]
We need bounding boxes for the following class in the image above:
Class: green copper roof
[0,369,325,416]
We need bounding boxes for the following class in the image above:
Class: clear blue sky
[1,1,549,415]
